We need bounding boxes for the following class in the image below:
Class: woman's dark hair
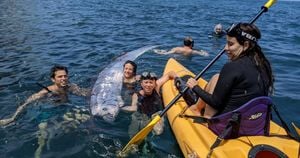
[123,60,137,76]
[227,23,274,95]
[50,65,68,78]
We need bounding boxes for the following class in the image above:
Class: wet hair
[214,23,223,32]
[123,60,137,76]
[227,23,274,95]
[183,36,194,47]
[50,65,68,78]
[227,23,260,44]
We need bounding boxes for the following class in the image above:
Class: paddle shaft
[160,6,269,118]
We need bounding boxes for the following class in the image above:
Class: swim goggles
[141,72,157,80]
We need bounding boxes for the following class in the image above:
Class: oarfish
[90,46,158,122]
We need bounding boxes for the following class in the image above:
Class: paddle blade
[264,0,276,9]
[121,115,161,153]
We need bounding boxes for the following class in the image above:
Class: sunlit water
[1,0,299,157]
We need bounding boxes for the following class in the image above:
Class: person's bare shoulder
[171,47,182,52]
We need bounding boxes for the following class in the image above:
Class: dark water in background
[0,0,299,157]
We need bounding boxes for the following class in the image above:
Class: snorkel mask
[141,72,157,80]
[226,23,260,44]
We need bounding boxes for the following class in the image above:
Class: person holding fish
[121,70,177,137]
[0,65,91,126]
[121,60,140,105]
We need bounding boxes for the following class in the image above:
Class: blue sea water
[0,0,299,157]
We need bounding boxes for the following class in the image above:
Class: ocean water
[0,0,299,157]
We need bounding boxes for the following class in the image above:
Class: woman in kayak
[186,23,274,118]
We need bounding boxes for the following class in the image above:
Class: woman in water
[121,60,140,105]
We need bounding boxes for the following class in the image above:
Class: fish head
[91,104,120,122]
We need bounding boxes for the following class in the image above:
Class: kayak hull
[162,58,299,158]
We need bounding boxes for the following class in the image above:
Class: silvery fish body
[90,46,157,122]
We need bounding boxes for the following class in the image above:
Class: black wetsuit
[137,91,162,118]
[211,31,226,38]
[121,81,139,105]
[192,55,268,115]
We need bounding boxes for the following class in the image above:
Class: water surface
[1,0,299,157]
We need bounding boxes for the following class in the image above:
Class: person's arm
[191,50,209,57]
[155,71,177,93]
[154,47,179,55]
[186,63,237,111]
[0,89,48,126]
[121,93,138,112]
[153,49,168,54]
[68,83,91,97]
[165,48,177,54]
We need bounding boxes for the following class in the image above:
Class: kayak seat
[208,96,272,139]
[203,96,273,157]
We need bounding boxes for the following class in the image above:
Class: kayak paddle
[120,0,277,154]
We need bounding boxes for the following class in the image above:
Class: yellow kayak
[162,58,299,158]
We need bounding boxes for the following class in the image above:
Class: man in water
[0,65,90,126]
[212,23,226,37]
[155,36,209,56]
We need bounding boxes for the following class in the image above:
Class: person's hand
[201,50,209,57]
[186,78,198,89]
[153,49,167,54]
[168,71,178,79]
[135,75,141,81]
[151,111,164,135]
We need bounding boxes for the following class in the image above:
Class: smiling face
[224,36,246,61]
[214,24,223,34]
[51,70,68,87]
[141,79,156,95]
[123,63,135,79]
